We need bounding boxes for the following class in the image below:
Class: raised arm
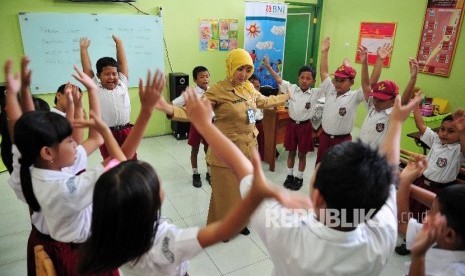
[113,35,128,79]
[397,155,428,235]
[401,58,419,105]
[19,57,35,112]
[380,94,422,165]
[79,37,95,78]
[370,43,392,87]
[320,36,330,82]
[452,115,465,156]
[119,70,165,159]
[413,100,427,135]
[70,84,85,144]
[264,56,282,85]
[72,65,104,155]
[4,60,23,143]
[358,46,371,100]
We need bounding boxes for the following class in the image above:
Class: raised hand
[138,69,166,111]
[112,34,122,44]
[72,65,97,91]
[391,93,422,123]
[409,58,419,78]
[184,88,213,128]
[321,36,331,53]
[357,46,368,63]
[79,37,90,49]
[401,155,428,184]
[4,60,20,95]
[263,56,270,66]
[377,43,392,60]
[20,56,32,90]
[72,110,108,134]
[410,213,447,258]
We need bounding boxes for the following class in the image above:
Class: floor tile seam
[0,229,30,238]
[0,257,27,267]
[221,255,271,275]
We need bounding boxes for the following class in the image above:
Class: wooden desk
[406,127,439,155]
[263,108,290,171]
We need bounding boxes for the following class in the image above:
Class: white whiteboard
[18,12,165,94]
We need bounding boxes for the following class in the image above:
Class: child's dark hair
[54,84,82,105]
[437,184,465,249]
[14,111,72,211]
[442,114,453,124]
[314,141,393,224]
[192,66,209,80]
[96,57,119,77]
[299,65,317,80]
[249,74,259,82]
[78,160,162,274]
[1,98,50,174]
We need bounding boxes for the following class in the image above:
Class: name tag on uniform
[247,108,256,124]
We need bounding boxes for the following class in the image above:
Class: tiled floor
[0,133,410,275]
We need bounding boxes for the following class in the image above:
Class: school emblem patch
[305,102,311,109]
[436,158,447,168]
[376,123,385,132]
[339,107,346,116]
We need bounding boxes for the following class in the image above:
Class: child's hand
[342,58,351,67]
[263,56,270,66]
[112,35,122,44]
[80,37,91,49]
[410,213,447,258]
[138,69,166,111]
[72,110,108,133]
[409,58,419,78]
[72,65,98,91]
[391,93,422,123]
[377,43,392,60]
[401,155,428,183]
[20,56,32,89]
[249,150,313,209]
[184,88,213,127]
[452,116,465,132]
[71,84,83,107]
[321,36,330,52]
[357,46,368,63]
[4,60,20,95]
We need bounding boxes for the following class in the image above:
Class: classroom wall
[318,0,465,143]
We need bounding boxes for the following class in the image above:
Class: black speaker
[169,73,190,140]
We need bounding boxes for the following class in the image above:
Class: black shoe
[240,227,250,236]
[283,175,294,189]
[290,177,303,191]
[206,172,211,185]
[192,173,202,188]
[395,243,410,255]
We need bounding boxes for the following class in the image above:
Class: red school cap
[332,65,357,79]
[368,80,399,101]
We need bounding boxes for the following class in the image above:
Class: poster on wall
[355,22,397,67]
[416,0,464,77]
[244,2,287,89]
[200,19,238,51]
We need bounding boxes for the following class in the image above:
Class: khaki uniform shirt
[172,79,288,167]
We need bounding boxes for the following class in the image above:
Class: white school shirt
[279,80,324,122]
[359,97,392,149]
[126,219,202,276]
[8,144,88,235]
[93,73,130,127]
[421,127,465,183]
[320,77,364,135]
[240,174,397,276]
[405,218,465,276]
[172,85,208,107]
[50,107,66,117]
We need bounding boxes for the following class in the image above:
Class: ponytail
[19,157,41,211]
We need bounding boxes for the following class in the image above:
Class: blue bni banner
[244,2,287,89]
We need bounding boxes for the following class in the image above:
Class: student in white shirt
[246,94,418,275]
[78,88,310,276]
[397,152,465,276]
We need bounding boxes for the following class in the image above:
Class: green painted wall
[318,0,465,153]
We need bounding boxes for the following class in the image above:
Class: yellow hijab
[225,48,255,83]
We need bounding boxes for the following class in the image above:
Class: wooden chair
[34,245,57,276]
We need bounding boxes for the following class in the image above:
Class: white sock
[287,168,294,176]
[193,168,199,174]
[296,171,304,179]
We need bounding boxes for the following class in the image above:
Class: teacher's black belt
[110,123,131,131]
[291,119,311,125]
[323,131,350,139]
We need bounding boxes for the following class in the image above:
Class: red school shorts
[188,125,209,148]
[284,120,314,154]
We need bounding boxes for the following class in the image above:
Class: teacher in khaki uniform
[155,49,290,234]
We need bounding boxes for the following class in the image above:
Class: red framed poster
[355,22,397,67]
[417,0,465,77]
